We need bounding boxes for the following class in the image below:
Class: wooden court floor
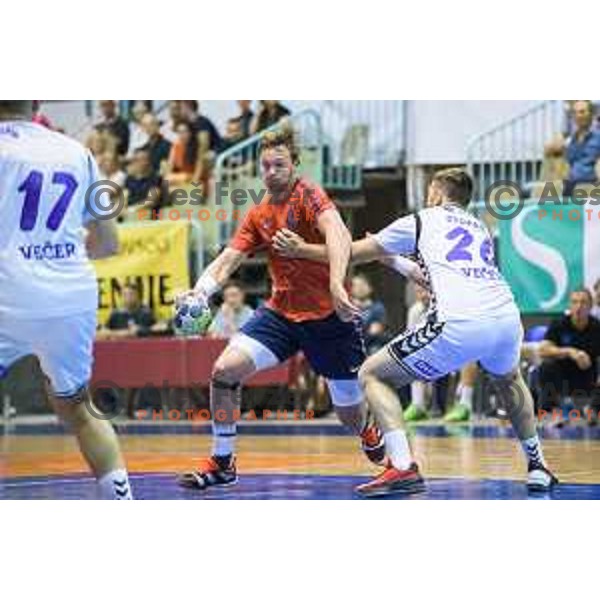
[2,421,600,499]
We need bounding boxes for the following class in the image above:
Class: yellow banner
[93,221,190,325]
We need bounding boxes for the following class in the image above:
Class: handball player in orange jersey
[177,126,384,490]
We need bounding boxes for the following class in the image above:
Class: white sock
[384,430,413,470]
[411,382,426,409]
[520,435,546,468]
[98,468,133,500]
[212,422,237,457]
[459,385,474,410]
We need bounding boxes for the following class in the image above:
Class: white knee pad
[326,378,363,408]
[228,333,280,371]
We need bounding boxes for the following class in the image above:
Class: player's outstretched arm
[273,229,425,283]
[273,230,386,264]
[380,254,426,285]
[85,219,119,259]
[188,248,246,302]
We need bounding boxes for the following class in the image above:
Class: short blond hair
[259,123,300,165]
[431,168,473,207]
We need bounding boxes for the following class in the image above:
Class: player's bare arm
[538,340,592,370]
[273,229,426,284]
[316,209,359,321]
[273,228,381,264]
[183,247,246,304]
[85,219,119,259]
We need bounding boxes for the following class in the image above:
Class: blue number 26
[445,226,495,266]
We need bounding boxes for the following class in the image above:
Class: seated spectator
[124,149,162,209]
[592,279,600,320]
[406,282,429,329]
[98,151,126,188]
[127,101,150,157]
[222,118,245,152]
[545,101,600,193]
[140,113,171,175]
[95,101,130,157]
[164,121,198,187]
[221,119,252,173]
[97,284,156,339]
[252,101,291,134]
[181,100,223,153]
[31,100,53,129]
[160,100,183,143]
[85,128,118,159]
[351,273,387,354]
[181,100,223,195]
[208,282,254,338]
[566,101,600,190]
[235,100,254,138]
[537,288,600,423]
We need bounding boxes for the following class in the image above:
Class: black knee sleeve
[211,377,241,392]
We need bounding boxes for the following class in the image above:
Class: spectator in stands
[223,118,245,151]
[252,101,291,134]
[537,288,600,424]
[160,100,183,143]
[95,101,130,157]
[593,279,600,320]
[98,151,126,188]
[98,284,157,339]
[444,363,478,422]
[403,284,431,421]
[140,114,171,176]
[127,101,150,157]
[180,100,223,196]
[31,100,53,129]
[124,148,163,209]
[208,282,254,338]
[85,128,118,159]
[164,121,198,187]
[351,273,387,354]
[565,101,600,189]
[235,100,254,139]
[546,101,600,192]
[181,100,222,153]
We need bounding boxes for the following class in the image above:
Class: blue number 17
[18,170,78,232]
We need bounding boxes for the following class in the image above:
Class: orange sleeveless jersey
[229,177,337,322]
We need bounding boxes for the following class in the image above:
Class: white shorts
[0,311,97,398]
[387,312,523,382]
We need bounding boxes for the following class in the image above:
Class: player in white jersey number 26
[273,168,558,497]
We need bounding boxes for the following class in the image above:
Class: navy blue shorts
[240,307,366,379]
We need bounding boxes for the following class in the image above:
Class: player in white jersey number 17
[273,168,558,497]
[0,101,132,500]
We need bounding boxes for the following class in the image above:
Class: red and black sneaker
[355,462,426,498]
[360,419,386,465]
[178,456,238,490]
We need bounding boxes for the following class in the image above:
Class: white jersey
[0,121,98,318]
[375,204,517,322]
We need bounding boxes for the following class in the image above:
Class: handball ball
[174,298,213,336]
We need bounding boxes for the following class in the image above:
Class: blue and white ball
[174,297,213,336]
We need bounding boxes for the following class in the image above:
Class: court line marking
[0,472,167,488]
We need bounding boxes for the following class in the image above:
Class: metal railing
[293,100,405,168]
[466,100,564,197]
